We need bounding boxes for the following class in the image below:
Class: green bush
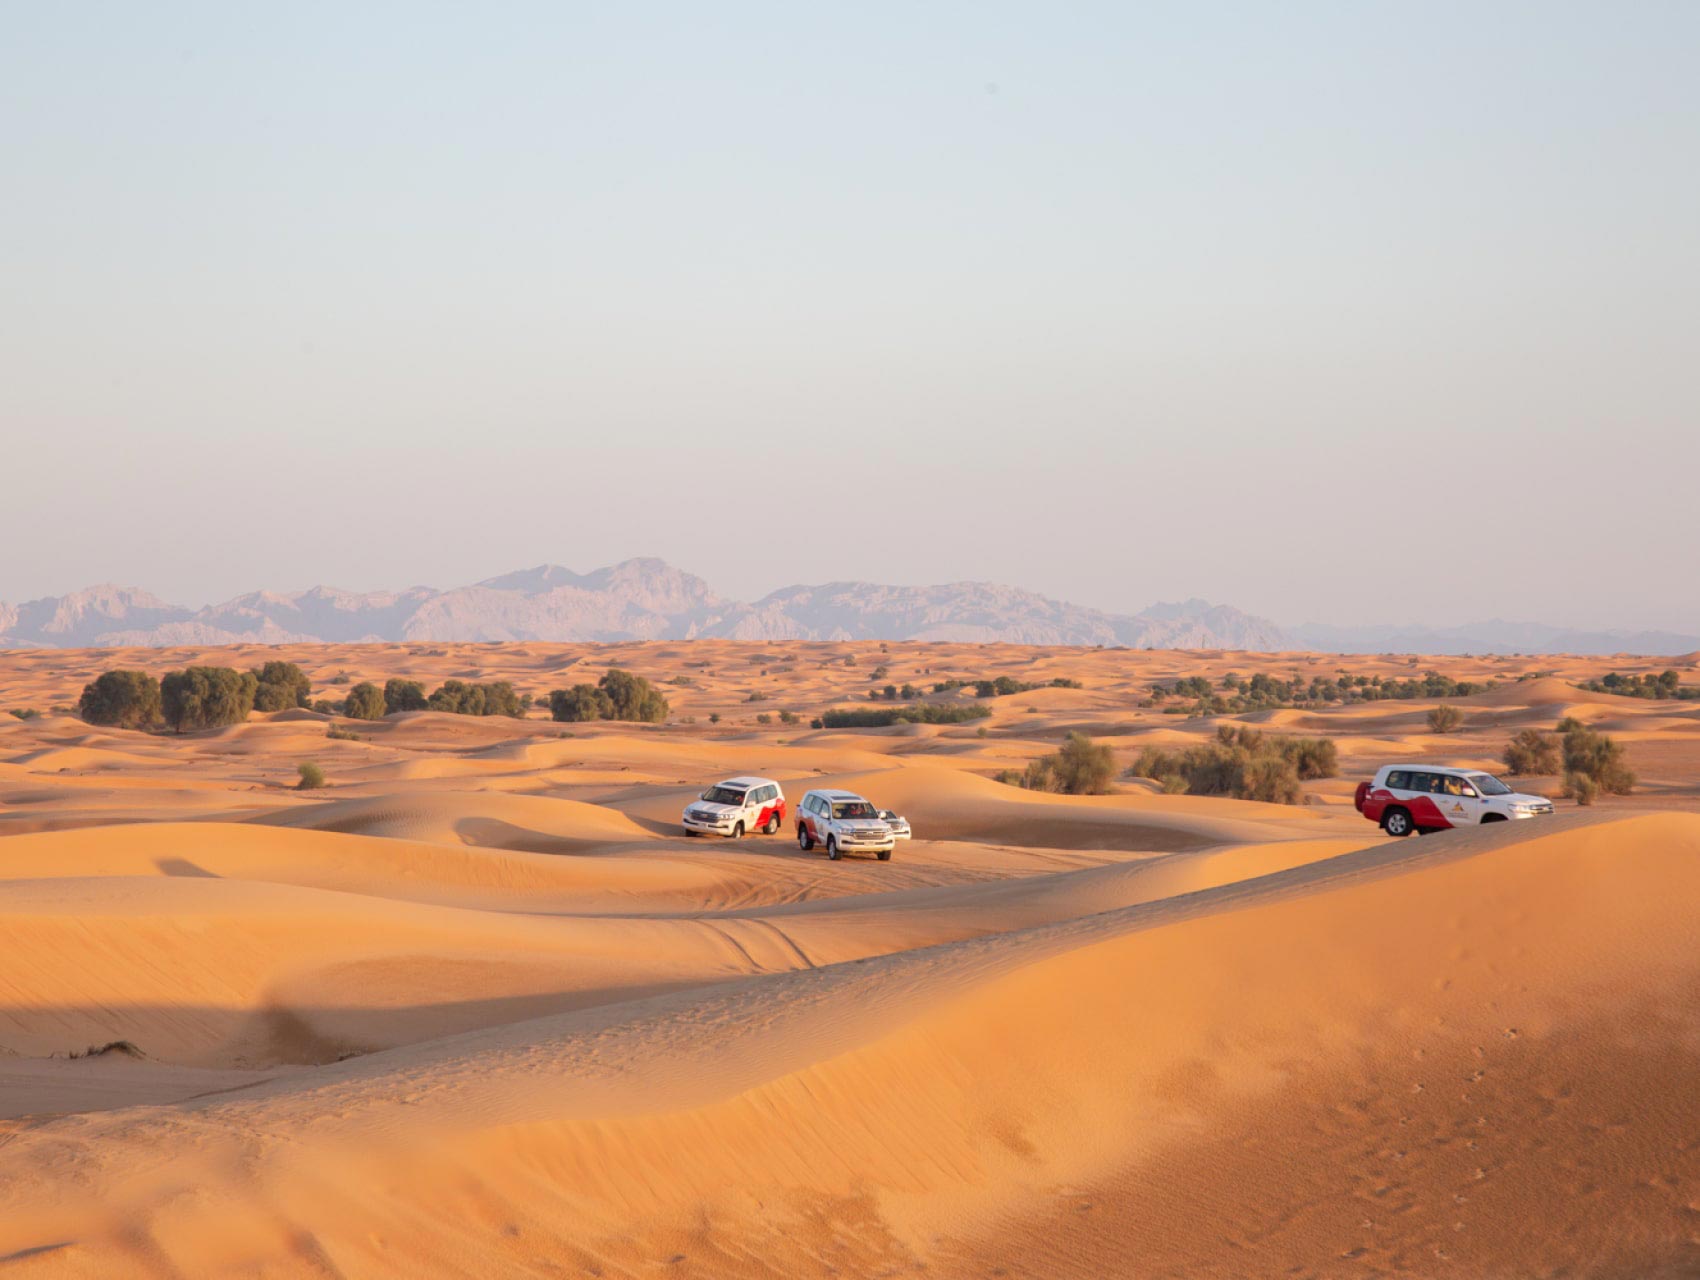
[296,762,326,790]
[1564,771,1599,806]
[343,682,386,720]
[8,708,41,720]
[546,670,669,723]
[1126,732,1324,806]
[160,667,258,732]
[1276,736,1337,780]
[383,679,428,715]
[1242,753,1302,804]
[1561,726,1635,795]
[1049,733,1117,794]
[1427,705,1463,734]
[78,670,163,729]
[598,669,669,723]
[819,703,992,728]
[427,680,524,718]
[549,684,611,722]
[252,661,310,712]
[1502,729,1560,776]
[1005,733,1116,795]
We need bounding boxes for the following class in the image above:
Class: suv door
[1438,773,1482,825]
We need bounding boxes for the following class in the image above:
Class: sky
[2,1,1696,630]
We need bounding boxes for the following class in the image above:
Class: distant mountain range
[0,561,1693,654]
[0,560,1287,650]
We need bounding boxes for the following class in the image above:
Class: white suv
[1354,764,1555,837]
[682,776,786,838]
[796,789,895,861]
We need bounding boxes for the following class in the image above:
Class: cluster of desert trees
[77,663,670,731]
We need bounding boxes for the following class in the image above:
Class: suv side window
[1405,771,1432,792]
[1386,770,1410,790]
[1441,774,1464,796]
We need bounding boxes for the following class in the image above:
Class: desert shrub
[1050,678,1083,689]
[1048,733,1117,794]
[1007,733,1115,795]
[342,682,386,720]
[251,661,310,712]
[710,713,723,725]
[598,669,669,723]
[1502,729,1560,776]
[160,667,258,732]
[8,708,40,720]
[383,678,428,715]
[1576,670,1696,700]
[310,699,342,715]
[819,703,992,729]
[428,680,524,718]
[755,713,772,725]
[296,762,326,790]
[1555,716,1585,734]
[1274,736,1337,780]
[995,768,1025,787]
[974,676,1040,699]
[78,670,162,729]
[1241,753,1303,804]
[549,684,612,722]
[745,690,768,703]
[1128,745,1180,780]
[1564,771,1599,806]
[1561,726,1635,794]
[1427,705,1463,734]
[1130,734,1325,805]
[778,710,799,725]
[325,724,365,741]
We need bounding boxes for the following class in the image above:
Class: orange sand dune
[1,640,1698,1276]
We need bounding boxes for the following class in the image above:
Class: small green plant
[8,708,41,720]
[755,712,772,725]
[1427,705,1463,734]
[778,709,799,725]
[325,725,365,741]
[296,762,326,790]
[1564,772,1599,806]
[709,712,722,724]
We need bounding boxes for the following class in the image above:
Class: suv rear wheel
[763,813,780,835]
[1382,807,1413,838]
[797,825,813,851]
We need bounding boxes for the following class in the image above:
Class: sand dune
[1,641,1698,1276]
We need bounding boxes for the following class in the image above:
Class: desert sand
[2,640,1699,1277]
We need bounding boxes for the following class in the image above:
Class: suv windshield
[833,801,876,819]
[702,786,746,805]
[1468,773,1513,796]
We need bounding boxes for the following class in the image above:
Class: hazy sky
[3,2,1696,630]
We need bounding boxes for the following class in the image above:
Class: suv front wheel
[826,836,841,861]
